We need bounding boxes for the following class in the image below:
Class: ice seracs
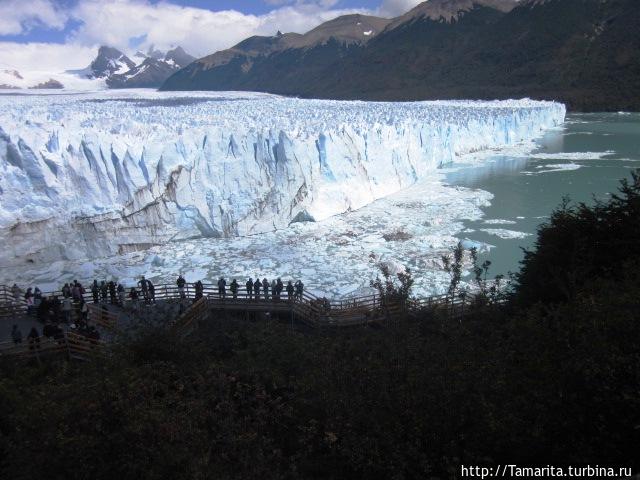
[0,90,565,268]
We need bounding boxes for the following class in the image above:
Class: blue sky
[0,0,420,72]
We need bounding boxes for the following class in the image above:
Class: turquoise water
[446,112,640,277]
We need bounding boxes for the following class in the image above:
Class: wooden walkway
[0,282,474,359]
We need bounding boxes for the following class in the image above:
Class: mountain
[29,79,64,89]
[0,69,66,90]
[161,0,640,111]
[161,14,390,92]
[0,69,24,89]
[75,45,196,89]
[86,46,136,79]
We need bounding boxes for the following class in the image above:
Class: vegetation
[1,173,639,478]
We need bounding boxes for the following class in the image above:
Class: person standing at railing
[246,278,253,299]
[11,325,22,344]
[271,279,277,301]
[217,277,227,299]
[100,281,108,303]
[138,276,149,304]
[91,280,99,304]
[147,279,156,304]
[74,280,85,302]
[286,281,294,301]
[24,288,34,315]
[194,280,204,300]
[177,275,186,299]
[276,278,284,299]
[230,279,239,299]
[117,283,126,306]
[254,278,261,300]
[10,284,21,304]
[262,278,269,300]
[62,283,71,298]
[34,287,42,308]
[295,280,304,300]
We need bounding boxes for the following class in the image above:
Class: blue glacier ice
[0,90,565,267]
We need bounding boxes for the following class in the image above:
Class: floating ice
[480,229,532,240]
[528,151,614,160]
[483,219,517,225]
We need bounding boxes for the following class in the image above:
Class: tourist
[33,287,42,308]
[271,279,277,301]
[11,284,21,304]
[177,275,186,299]
[91,280,99,303]
[254,277,261,299]
[62,296,73,323]
[70,283,79,301]
[195,280,204,300]
[138,276,149,303]
[262,278,269,300]
[286,280,294,300]
[295,280,304,300]
[147,279,156,304]
[246,278,253,299]
[217,277,227,299]
[100,281,108,302]
[11,325,22,344]
[276,278,284,298]
[230,279,239,299]
[62,283,71,298]
[117,283,126,305]
[24,288,34,314]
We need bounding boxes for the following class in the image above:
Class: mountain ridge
[161,0,640,111]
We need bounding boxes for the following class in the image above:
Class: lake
[447,112,640,279]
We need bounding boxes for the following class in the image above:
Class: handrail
[0,281,489,327]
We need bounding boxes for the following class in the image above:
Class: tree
[370,264,414,305]
[442,242,464,305]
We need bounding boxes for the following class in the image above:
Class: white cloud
[377,0,425,17]
[0,0,377,77]
[0,42,96,71]
[66,0,370,58]
[0,0,68,36]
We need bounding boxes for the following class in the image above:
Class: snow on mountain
[0,67,103,91]
[107,47,195,89]
[0,90,565,268]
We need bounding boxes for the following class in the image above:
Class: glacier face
[0,90,565,268]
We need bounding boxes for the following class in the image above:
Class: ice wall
[0,91,565,266]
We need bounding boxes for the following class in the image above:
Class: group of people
[16,281,90,325]
[192,276,305,301]
[7,280,105,347]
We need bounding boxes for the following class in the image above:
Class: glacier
[0,90,565,273]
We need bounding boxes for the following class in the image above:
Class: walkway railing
[0,331,105,362]
[0,282,486,330]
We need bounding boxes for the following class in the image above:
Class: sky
[0,0,424,73]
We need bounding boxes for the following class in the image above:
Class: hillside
[161,0,640,111]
